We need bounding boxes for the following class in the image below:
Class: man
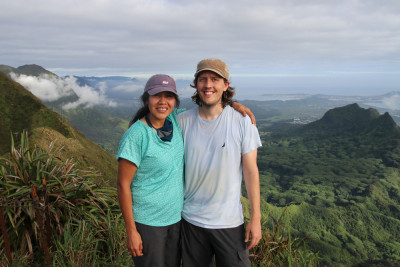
[177,58,262,267]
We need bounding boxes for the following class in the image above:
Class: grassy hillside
[0,72,117,186]
[62,107,129,155]
[257,103,400,265]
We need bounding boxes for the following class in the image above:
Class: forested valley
[254,103,400,266]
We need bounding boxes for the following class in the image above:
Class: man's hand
[245,219,262,250]
[127,230,143,257]
[232,102,256,125]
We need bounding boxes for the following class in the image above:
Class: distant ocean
[230,74,400,101]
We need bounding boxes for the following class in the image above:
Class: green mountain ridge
[0,64,57,77]
[0,71,117,186]
[62,106,129,155]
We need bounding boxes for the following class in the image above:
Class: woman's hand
[127,229,143,257]
[232,101,256,125]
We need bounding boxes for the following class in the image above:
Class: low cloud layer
[10,73,116,109]
[10,73,75,102]
[61,76,117,109]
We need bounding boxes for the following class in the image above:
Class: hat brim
[147,86,178,96]
[195,68,228,80]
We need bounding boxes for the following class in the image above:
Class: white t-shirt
[177,106,262,229]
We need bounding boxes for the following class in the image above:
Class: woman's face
[147,91,176,127]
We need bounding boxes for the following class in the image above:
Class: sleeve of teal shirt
[116,123,146,168]
[175,108,186,115]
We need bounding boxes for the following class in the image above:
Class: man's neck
[198,103,225,121]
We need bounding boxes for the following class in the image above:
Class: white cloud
[97,81,107,94]
[10,73,75,101]
[61,76,117,109]
[9,73,116,109]
[382,94,400,110]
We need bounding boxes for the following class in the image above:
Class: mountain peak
[16,64,57,77]
[0,64,57,77]
[304,103,399,135]
[321,103,379,125]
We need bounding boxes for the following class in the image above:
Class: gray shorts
[181,219,251,267]
[132,221,181,267]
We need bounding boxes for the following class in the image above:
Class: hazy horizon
[6,68,400,112]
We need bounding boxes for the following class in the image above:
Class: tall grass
[51,211,130,266]
[247,207,319,266]
[0,130,131,265]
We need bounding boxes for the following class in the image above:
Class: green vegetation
[257,103,400,266]
[62,107,129,155]
[0,132,316,266]
[242,199,319,266]
[0,72,118,186]
[0,72,72,154]
[0,131,132,265]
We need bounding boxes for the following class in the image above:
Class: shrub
[0,131,127,265]
[247,207,319,266]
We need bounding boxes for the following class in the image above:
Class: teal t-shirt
[116,110,184,226]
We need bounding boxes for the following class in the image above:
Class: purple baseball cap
[144,74,177,96]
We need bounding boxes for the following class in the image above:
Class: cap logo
[162,81,169,84]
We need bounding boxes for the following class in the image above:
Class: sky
[1,0,400,98]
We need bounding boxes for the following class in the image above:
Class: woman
[116,74,184,267]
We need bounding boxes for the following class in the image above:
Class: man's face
[196,71,229,107]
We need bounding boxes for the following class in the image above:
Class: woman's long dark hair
[129,92,180,127]
[190,73,235,108]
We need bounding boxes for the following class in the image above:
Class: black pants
[181,219,251,267]
[132,221,181,267]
